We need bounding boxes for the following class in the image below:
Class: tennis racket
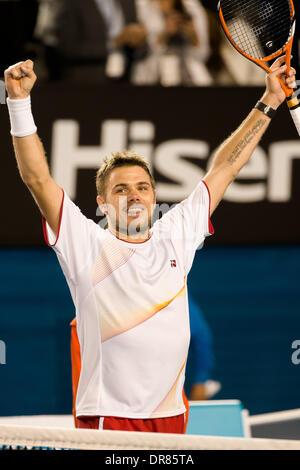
[218,0,300,136]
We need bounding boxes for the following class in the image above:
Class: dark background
[0,85,300,246]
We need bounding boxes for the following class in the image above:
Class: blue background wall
[0,246,299,417]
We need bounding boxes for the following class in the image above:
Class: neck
[109,227,151,244]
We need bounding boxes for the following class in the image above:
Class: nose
[128,189,140,203]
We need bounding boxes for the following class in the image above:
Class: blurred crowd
[0,0,266,86]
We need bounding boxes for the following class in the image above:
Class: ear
[153,188,157,204]
[96,195,108,215]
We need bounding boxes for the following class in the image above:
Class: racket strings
[228,17,290,58]
[224,1,291,32]
[223,0,291,34]
[221,0,292,19]
[234,5,291,35]
[221,0,293,59]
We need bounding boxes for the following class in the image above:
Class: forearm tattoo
[227,118,266,166]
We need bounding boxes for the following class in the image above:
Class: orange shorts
[77,414,185,434]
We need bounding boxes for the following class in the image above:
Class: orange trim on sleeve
[201,180,214,235]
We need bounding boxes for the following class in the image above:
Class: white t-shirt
[43,180,213,419]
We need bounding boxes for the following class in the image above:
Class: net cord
[1,424,300,450]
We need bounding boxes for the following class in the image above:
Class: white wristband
[7,96,37,138]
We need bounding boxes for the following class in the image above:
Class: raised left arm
[203,57,297,216]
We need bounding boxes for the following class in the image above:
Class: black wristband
[254,101,277,119]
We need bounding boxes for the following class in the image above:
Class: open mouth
[126,205,145,217]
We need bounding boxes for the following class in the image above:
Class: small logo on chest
[170,259,177,268]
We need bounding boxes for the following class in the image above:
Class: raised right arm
[5,60,63,237]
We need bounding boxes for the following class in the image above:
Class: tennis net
[1,424,300,450]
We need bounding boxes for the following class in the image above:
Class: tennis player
[4,58,296,433]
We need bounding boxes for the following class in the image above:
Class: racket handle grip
[286,93,300,137]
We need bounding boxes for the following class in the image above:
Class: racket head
[218,0,300,135]
[218,0,295,69]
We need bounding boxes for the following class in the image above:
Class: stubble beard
[115,214,152,238]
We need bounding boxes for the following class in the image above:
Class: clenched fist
[4,60,37,100]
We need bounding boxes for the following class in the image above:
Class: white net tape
[249,408,300,426]
[1,424,300,450]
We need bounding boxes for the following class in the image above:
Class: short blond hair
[96,150,155,197]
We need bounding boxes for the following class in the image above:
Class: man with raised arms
[4,57,296,433]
